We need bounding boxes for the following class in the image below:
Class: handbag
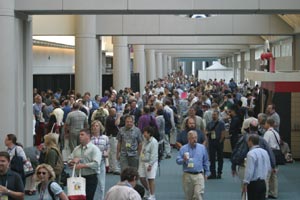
[10,148,25,178]
[241,192,248,200]
[271,130,286,165]
[67,164,86,200]
[24,159,35,177]
[48,123,59,144]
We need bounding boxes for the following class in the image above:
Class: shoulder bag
[271,130,286,165]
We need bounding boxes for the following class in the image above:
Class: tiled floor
[26,150,300,200]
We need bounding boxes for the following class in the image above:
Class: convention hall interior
[1,1,300,159]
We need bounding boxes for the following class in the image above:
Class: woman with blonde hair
[35,164,68,200]
[42,134,64,183]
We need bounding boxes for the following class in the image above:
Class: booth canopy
[206,62,228,70]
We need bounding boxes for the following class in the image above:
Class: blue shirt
[176,143,210,176]
[243,145,271,184]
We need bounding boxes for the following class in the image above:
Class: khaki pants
[108,136,120,173]
[266,169,278,198]
[182,172,205,200]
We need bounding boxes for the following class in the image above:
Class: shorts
[138,161,158,179]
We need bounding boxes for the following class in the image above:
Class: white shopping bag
[241,192,248,200]
[67,164,86,200]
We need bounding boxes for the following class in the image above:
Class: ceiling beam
[128,36,265,45]
[16,0,300,15]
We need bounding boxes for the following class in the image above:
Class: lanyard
[0,174,8,187]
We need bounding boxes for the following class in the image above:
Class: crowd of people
[0,71,293,200]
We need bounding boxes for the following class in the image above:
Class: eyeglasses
[37,171,47,175]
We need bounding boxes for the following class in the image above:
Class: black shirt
[0,169,24,200]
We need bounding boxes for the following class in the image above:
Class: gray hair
[187,130,197,138]
[258,113,267,124]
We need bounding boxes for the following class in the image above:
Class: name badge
[126,143,131,148]
[0,194,8,200]
[211,131,216,139]
[187,158,194,168]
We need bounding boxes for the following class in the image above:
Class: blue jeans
[94,159,106,200]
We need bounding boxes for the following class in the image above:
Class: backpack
[149,116,160,142]
[38,181,55,200]
[44,148,64,176]
[93,107,108,126]
[10,148,25,178]
[231,135,248,166]
[52,148,64,176]
[163,110,172,129]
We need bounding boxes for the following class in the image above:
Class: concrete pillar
[75,15,98,96]
[146,49,156,82]
[293,34,300,70]
[233,54,238,82]
[240,52,245,82]
[112,36,130,91]
[97,38,103,96]
[0,1,34,146]
[163,54,168,77]
[133,45,146,93]
[167,56,172,74]
[155,52,163,79]
[249,49,256,86]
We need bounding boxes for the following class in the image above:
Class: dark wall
[131,73,140,92]
[34,73,140,98]
[102,74,113,96]
[33,74,74,96]
[273,92,291,146]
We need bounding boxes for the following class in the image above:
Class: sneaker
[113,171,120,175]
[217,174,222,179]
[143,190,150,199]
[165,155,171,159]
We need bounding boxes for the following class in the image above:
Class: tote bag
[67,164,86,200]
[48,124,59,144]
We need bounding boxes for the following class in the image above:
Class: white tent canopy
[198,61,233,81]
[206,61,228,70]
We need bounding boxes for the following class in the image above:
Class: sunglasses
[37,171,47,175]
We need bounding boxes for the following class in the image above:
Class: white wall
[32,46,75,74]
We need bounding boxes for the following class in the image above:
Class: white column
[112,36,130,91]
[233,55,238,81]
[0,1,34,146]
[97,38,103,96]
[0,0,17,139]
[75,15,98,96]
[155,52,163,79]
[167,56,172,74]
[249,49,256,86]
[240,52,245,81]
[163,54,168,77]
[146,49,156,82]
[133,45,146,93]
[293,34,300,70]
[19,16,34,147]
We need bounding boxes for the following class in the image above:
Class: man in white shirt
[243,134,271,200]
[263,118,280,199]
[105,167,142,200]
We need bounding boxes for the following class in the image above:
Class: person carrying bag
[67,164,86,200]
[271,130,285,165]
